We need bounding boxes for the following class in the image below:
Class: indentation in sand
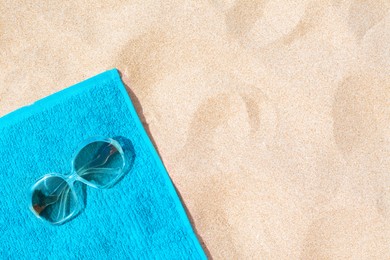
[225,0,267,38]
[180,86,276,171]
[117,30,169,100]
[173,87,279,257]
[239,86,277,145]
[301,209,389,259]
[279,0,325,46]
[348,0,390,40]
[242,1,308,47]
[332,74,384,155]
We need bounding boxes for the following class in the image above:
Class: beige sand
[1,0,389,258]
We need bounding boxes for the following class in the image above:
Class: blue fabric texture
[0,69,206,259]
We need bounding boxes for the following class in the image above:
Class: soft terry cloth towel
[0,69,206,259]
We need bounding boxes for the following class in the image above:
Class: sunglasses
[30,137,128,225]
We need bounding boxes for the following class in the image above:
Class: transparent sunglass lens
[73,140,125,188]
[31,175,78,224]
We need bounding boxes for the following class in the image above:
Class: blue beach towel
[0,69,206,259]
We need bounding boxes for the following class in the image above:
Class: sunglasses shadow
[112,135,137,183]
[65,136,136,224]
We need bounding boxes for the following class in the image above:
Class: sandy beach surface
[1,1,389,258]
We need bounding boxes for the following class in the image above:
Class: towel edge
[111,69,208,259]
[0,69,117,129]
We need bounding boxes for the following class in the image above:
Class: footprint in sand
[180,86,279,258]
[212,0,310,47]
[332,73,389,155]
[348,0,390,41]
[332,72,390,220]
[188,87,275,151]
[301,209,390,259]
[175,85,277,175]
[224,0,268,38]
